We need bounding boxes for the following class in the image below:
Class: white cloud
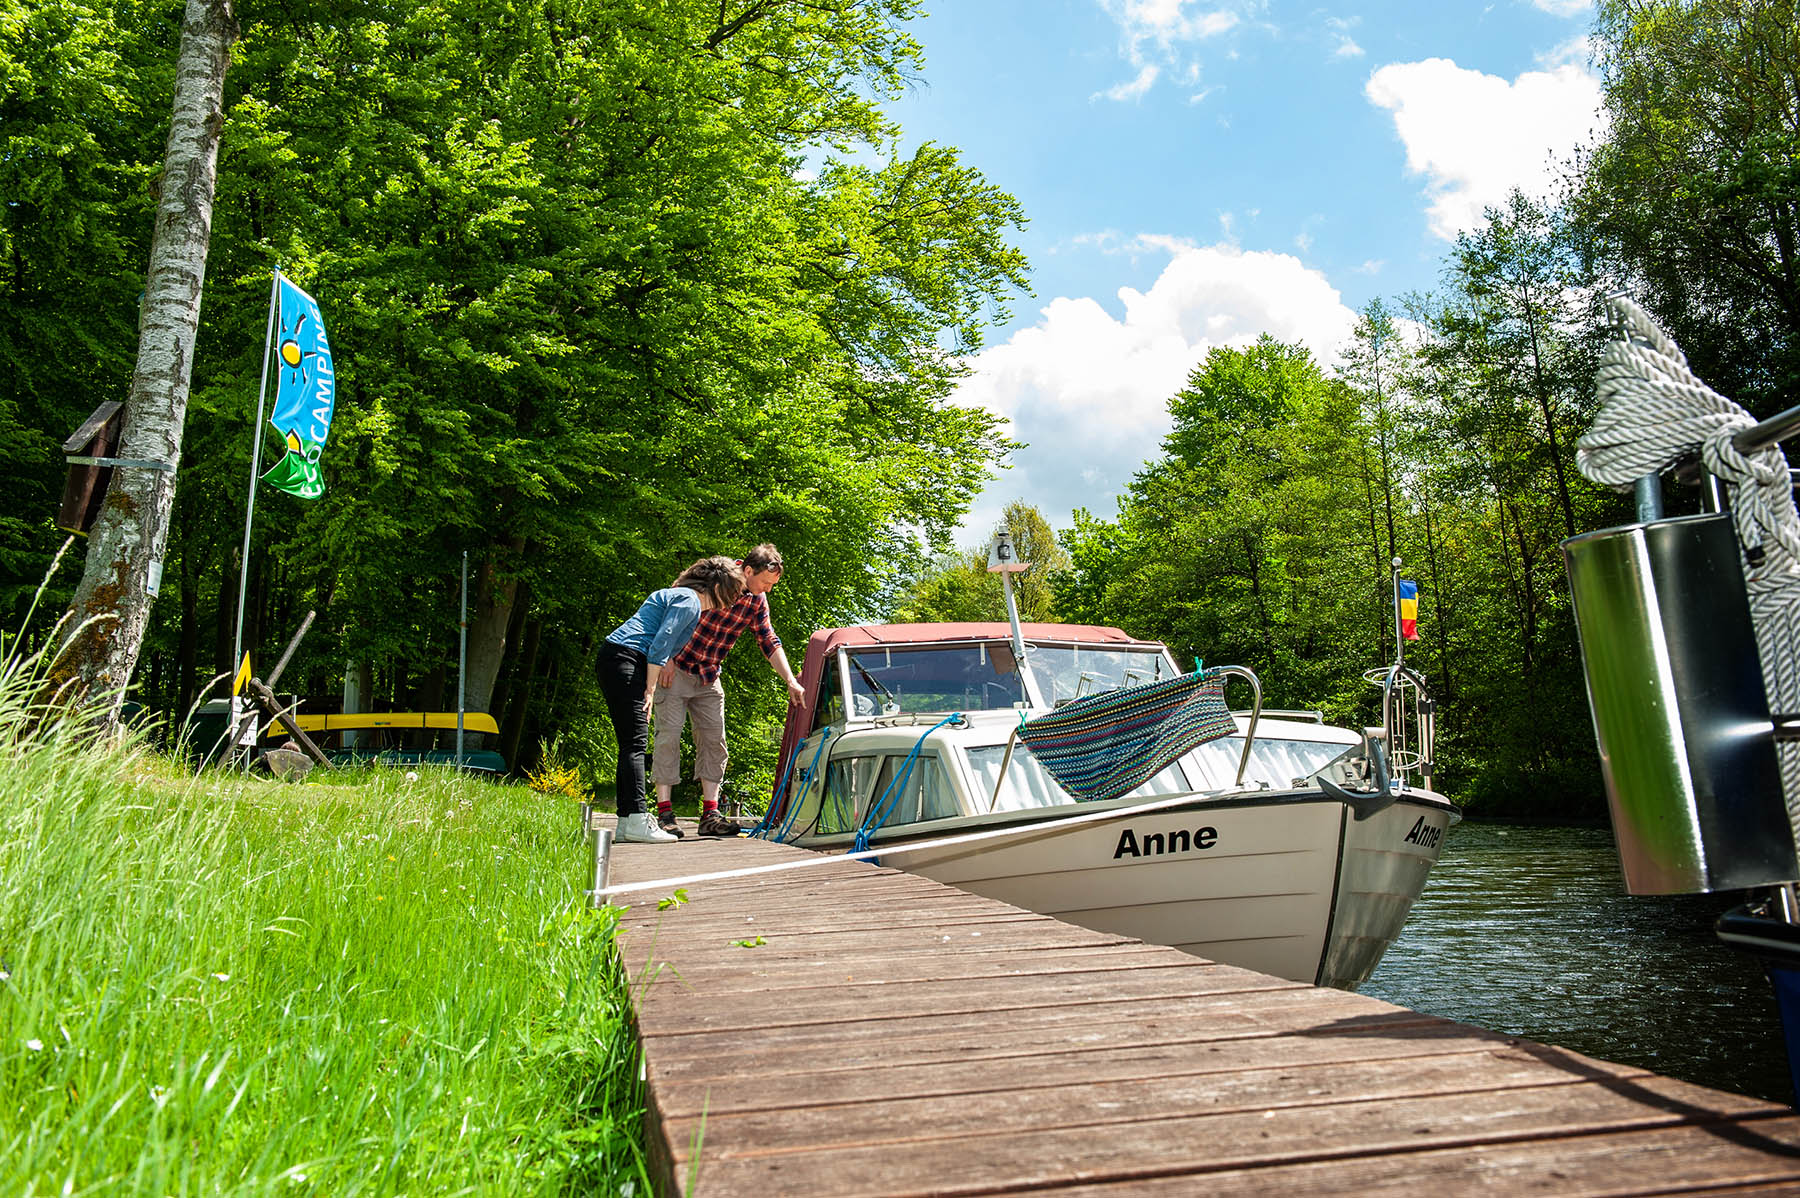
[1102,0,1240,53]
[1326,15,1364,59]
[1530,0,1591,16]
[1365,56,1605,238]
[1094,0,1240,102]
[954,242,1357,541]
[1094,63,1160,103]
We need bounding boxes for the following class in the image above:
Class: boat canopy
[774,622,1151,795]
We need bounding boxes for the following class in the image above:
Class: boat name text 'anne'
[1113,826,1217,860]
[1403,815,1443,849]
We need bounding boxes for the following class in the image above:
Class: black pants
[598,640,650,816]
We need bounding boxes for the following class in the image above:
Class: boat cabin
[770,623,1364,842]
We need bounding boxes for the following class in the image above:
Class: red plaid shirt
[669,591,780,683]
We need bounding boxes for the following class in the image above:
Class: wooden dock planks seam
[604,830,1800,1196]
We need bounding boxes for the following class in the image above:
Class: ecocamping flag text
[1398,579,1419,641]
[261,276,335,499]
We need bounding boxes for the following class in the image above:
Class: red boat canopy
[772,622,1149,799]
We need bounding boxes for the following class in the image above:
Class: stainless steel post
[588,827,613,908]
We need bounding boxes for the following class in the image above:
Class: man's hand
[658,670,674,689]
[786,678,806,706]
[639,690,654,714]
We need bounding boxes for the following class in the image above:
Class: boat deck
[606,828,1800,1196]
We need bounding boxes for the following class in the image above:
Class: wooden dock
[606,828,1800,1196]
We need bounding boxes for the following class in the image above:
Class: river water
[1361,821,1792,1105]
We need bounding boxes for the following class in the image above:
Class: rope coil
[1579,294,1800,828]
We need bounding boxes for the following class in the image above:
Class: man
[651,543,805,838]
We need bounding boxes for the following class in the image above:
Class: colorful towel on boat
[1018,667,1237,803]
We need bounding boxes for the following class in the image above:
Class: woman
[599,557,746,843]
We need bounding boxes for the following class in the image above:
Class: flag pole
[231,268,281,750]
[1391,556,1405,670]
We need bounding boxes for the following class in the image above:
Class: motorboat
[760,612,1458,991]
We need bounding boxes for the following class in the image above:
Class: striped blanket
[1017,667,1237,803]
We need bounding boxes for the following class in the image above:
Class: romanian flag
[1398,579,1419,641]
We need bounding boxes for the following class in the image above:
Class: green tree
[891,501,1070,624]
[0,0,169,622]
[1576,0,1800,413]
[1059,337,1379,715]
[55,0,237,715]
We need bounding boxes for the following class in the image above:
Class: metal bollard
[577,801,591,843]
[587,827,613,908]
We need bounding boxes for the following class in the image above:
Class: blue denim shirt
[607,587,703,666]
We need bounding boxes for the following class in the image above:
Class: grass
[0,668,651,1193]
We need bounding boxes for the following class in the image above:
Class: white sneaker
[616,811,678,843]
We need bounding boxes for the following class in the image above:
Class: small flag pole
[457,549,468,770]
[230,268,282,758]
[1391,556,1406,670]
[233,269,281,672]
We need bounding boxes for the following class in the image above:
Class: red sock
[656,799,673,815]
[702,799,720,814]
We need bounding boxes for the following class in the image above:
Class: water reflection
[1361,821,1791,1104]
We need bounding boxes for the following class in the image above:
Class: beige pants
[651,668,728,785]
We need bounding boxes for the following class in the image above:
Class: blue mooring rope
[758,727,833,843]
[853,714,961,853]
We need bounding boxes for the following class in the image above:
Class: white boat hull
[833,790,1453,990]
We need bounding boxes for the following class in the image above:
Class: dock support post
[588,826,613,908]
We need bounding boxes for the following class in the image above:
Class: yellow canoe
[263,711,500,737]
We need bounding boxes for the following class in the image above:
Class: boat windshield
[842,643,1028,716]
[836,640,1175,717]
[1025,643,1174,706]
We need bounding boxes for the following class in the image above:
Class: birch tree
[51,0,236,715]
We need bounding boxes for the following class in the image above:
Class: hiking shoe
[656,809,685,839]
[698,810,745,838]
[616,812,678,844]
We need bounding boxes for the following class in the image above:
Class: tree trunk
[52,0,237,718]
[463,554,524,720]
[500,617,543,771]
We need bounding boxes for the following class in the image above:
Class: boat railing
[1362,662,1434,790]
[1217,666,1263,788]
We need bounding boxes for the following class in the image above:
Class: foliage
[1059,337,1381,717]
[1576,0,1800,415]
[0,0,1029,789]
[0,647,650,1191]
[890,500,1070,624]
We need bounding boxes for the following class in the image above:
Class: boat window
[863,754,958,826]
[813,661,845,731]
[843,645,1026,715]
[1024,644,1174,707]
[965,742,1191,811]
[818,755,877,835]
[1182,736,1353,791]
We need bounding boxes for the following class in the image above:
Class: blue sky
[879,0,1606,548]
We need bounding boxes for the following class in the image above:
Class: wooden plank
[636,985,1422,1061]
[1042,1121,1800,1196]
[650,1036,1646,1120]
[644,1011,1470,1096]
[673,1079,1795,1195]
[664,1047,1661,1157]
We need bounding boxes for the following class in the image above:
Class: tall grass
[0,653,649,1194]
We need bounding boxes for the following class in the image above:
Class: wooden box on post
[57,401,125,535]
